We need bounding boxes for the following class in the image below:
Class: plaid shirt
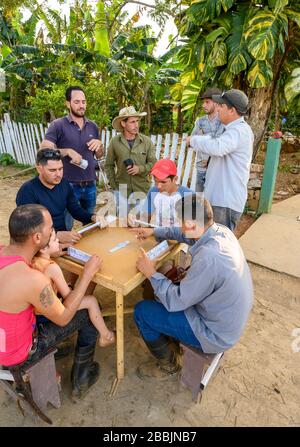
[191,115,224,169]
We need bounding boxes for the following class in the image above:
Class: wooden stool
[0,349,61,424]
[179,343,223,402]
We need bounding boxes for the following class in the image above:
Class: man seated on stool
[131,194,253,380]
[0,204,102,399]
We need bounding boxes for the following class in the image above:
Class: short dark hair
[175,193,214,227]
[65,86,85,102]
[36,148,62,166]
[9,204,48,243]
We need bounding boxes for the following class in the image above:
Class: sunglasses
[38,149,61,159]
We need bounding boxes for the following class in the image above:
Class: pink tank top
[0,246,36,366]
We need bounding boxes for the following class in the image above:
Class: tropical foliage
[0,0,300,153]
[170,0,300,156]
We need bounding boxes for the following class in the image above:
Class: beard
[70,105,86,118]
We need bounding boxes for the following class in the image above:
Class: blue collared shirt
[150,223,253,353]
[45,115,100,182]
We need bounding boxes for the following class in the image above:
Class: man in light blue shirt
[187,89,254,231]
[191,88,225,192]
[132,194,253,380]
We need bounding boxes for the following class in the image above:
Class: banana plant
[171,0,300,158]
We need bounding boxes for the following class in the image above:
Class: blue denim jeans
[24,310,98,367]
[65,181,97,230]
[212,206,242,232]
[134,300,202,350]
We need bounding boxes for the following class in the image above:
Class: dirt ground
[0,164,300,427]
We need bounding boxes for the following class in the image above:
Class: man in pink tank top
[0,204,102,399]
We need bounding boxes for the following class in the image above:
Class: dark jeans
[23,310,98,367]
[134,300,202,350]
[212,206,242,232]
[65,181,97,230]
[196,169,206,193]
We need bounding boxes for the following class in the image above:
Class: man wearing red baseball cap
[136,159,193,227]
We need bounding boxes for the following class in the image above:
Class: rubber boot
[136,335,180,381]
[71,344,100,399]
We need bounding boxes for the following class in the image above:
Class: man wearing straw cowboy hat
[105,106,157,203]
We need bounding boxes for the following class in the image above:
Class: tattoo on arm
[39,284,54,308]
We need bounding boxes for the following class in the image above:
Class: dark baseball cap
[200,87,222,99]
[212,89,249,115]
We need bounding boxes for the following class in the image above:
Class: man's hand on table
[129,227,154,240]
[83,254,103,279]
[57,230,82,245]
[136,248,156,279]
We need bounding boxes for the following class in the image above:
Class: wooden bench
[179,343,224,403]
[0,349,61,425]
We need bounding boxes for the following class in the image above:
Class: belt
[72,181,95,187]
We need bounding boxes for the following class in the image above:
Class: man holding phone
[40,86,104,229]
[105,106,157,206]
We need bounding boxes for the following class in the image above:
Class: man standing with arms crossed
[40,86,104,229]
[191,88,224,192]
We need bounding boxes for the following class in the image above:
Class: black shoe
[54,339,73,360]
[71,344,100,399]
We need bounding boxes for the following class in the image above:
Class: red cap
[151,159,177,180]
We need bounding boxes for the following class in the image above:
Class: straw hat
[112,106,147,132]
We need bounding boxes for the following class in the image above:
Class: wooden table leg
[110,291,124,397]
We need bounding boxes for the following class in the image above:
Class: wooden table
[56,224,182,395]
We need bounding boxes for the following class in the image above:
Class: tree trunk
[274,85,281,131]
[246,26,293,161]
[176,104,183,134]
[247,84,274,160]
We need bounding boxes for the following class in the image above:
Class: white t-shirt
[151,191,183,227]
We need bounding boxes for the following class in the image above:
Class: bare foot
[99,330,116,348]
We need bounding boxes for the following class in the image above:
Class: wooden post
[116,291,124,380]
[257,138,282,215]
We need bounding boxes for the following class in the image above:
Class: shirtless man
[0,204,102,399]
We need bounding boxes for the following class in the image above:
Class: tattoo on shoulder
[39,284,54,308]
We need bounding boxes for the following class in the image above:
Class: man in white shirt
[186,89,254,231]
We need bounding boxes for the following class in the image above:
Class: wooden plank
[29,124,38,163]
[21,123,31,165]
[170,133,179,161]
[176,133,187,184]
[190,159,197,191]
[33,123,42,148]
[116,292,124,380]
[39,123,45,140]
[155,134,162,160]
[1,118,14,158]
[105,129,111,150]
[0,125,6,153]
[150,134,157,145]
[18,122,28,165]
[182,148,194,187]
[12,121,23,164]
[162,133,171,158]
[101,129,106,147]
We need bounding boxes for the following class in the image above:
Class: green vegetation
[0,1,300,158]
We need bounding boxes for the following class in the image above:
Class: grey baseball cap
[200,87,222,99]
[212,89,249,115]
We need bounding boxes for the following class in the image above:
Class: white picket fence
[0,113,197,190]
